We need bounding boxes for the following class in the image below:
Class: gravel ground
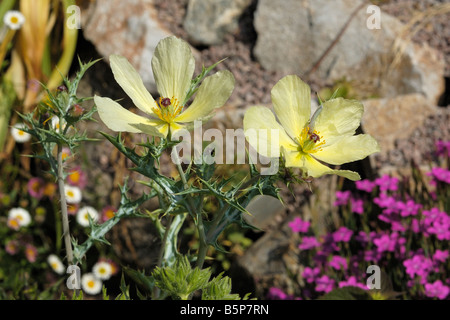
[152,0,450,170]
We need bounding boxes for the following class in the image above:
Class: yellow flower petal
[174,70,235,123]
[283,150,360,180]
[110,55,156,115]
[314,134,380,165]
[271,75,311,139]
[130,121,168,138]
[151,36,195,101]
[94,95,162,137]
[243,106,297,158]
[313,98,364,145]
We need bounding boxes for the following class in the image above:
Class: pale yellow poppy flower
[243,75,380,181]
[94,36,235,138]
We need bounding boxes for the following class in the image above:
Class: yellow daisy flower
[243,75,380,181]
[94,36,235,138]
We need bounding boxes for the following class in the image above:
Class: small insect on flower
[10,123,31,143]
[76,206,99,227]
[81,273,102,295]
[3,10,25,30]
[8,208,31,229]
[64,185,82,204]
[92,261,113,280]
[47,254,65,275]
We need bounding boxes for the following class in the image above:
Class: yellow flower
[94,36,235,138]
[243,75,380,181]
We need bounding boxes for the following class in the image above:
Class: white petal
[243,106,297,158]
[271,75,311,139]
[94,95,163,137]
[151,36,195,101]
[110,55,156,115]
[174,70,235,123]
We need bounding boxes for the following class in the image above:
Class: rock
[79,0,172,94]
[183,0,252,46]
[361,93,440,156]
[253,0,445,105]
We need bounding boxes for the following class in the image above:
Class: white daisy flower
[10,123,31,143]
[47,254,65,275]
[76,206,99,227]
[50,116,67,132]
[92,261,113,280]
[3,10,25,30]
[64,185,82,204]
[8,208,31,228]
[81,273,102,295]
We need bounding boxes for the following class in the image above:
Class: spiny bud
[57,85,67,92]
[69,104,85,117]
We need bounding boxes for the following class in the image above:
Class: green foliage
[18,58,99,177]
[72,182,155,264]
[318,286,373,300]
[151,255,247,300]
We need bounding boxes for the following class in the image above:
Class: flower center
[10,16,19,24]
[297,126,326,154]
[153,97,183,123]
[69,171,80,183]
[87,280,95,288]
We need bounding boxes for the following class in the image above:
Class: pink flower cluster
[278,160,449,300]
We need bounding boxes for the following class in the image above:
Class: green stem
[57,143,73,266]
[170,146,208,269]
[205,173,261,243]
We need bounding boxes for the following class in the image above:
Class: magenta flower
[374,175,399,192]
[334,191,351,206]
[355,179,376,193]
[350,197,364,215]
[397,200,422,217]
[428,167,450,185]
[433,250,449,263]
[364,248,382,262]
[424,280,449,300]
[302,267,320,284]
[315,275,335,293]
[403,255,433,279]
[298,236,320,250]
[288,216,310,233]
[332,226,353,242]
[338,276,367,290]
[435,140,450,158]
[373,233,396,253]
[266,287,299,300]
[373,192,397,212]
[328,256,348,271]
[27,177,45,199]
[422,207,444,226]
[427,213,450,241]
